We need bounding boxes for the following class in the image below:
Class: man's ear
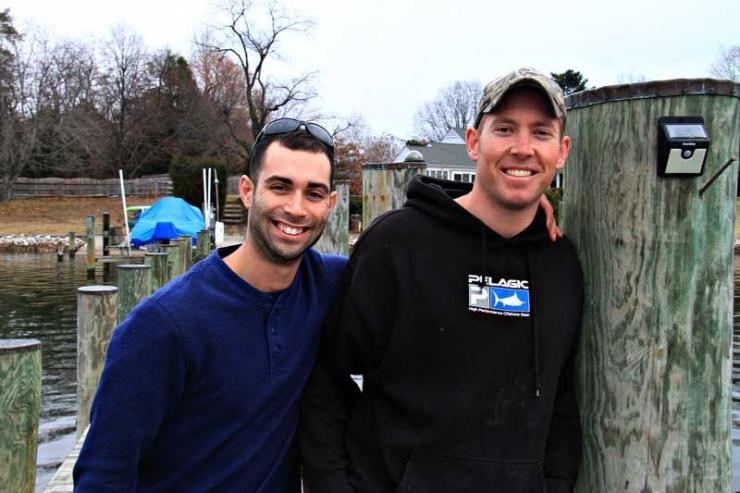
[465,124,481,162]
[239,175,254,209]
[556,135,571,170]
[328,190,337,212]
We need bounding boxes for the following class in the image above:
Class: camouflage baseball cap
[474,67,566,128]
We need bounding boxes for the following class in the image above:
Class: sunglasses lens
[305,123,334,148]
[262,118,301,136]
[256,118,334,156]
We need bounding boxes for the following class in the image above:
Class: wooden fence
[12,175,248,198]
[13,175,174,198]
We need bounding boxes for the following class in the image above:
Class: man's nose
[283,192,308,218]
[510,132,534,157]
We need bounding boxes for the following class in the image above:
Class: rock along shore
[0,234,85,253]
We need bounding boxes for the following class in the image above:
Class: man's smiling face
[466,86,570,213]
[243,140,336,265]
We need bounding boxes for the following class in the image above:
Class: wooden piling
[564,79,740,492]
[0,339,42,493]
[102,211,111,280]
[362,162,425,229]
[86,215,95,281]
[76,286,117,438]
[160,243,182,280]
[145,252,169,291]
[177,235,193,271]
[102,211,111,257]
[195,230,211,261]
[67,232,75,258]
[315,180,350,256]
[116,264,151,323]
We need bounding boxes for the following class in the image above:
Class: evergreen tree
[550,69,588,95]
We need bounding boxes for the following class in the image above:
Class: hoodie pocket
[395,450,544,493]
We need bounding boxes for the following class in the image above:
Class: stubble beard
[247,212,326,266]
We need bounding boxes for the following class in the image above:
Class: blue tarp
[130,197,205,247]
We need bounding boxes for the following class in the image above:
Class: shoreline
[0,234,85,253]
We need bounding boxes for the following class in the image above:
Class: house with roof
[394,128,477,183]
[393,126,564,187]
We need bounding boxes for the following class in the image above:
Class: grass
[0,196,157,235]
[2,196,740,239]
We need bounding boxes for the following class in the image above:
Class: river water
[0,253,112,491]
[1,251,740,491]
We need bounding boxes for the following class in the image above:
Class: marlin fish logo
[493,291,526,308]
[489,287,530,313]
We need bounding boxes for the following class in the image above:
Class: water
[1,251,740,491]
[0,253,112,492]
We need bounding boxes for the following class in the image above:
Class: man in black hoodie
[300,67,583,493]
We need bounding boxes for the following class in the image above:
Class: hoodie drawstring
[528,244,542,398]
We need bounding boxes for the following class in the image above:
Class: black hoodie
[300,176,583,493]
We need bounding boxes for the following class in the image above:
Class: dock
[43,428,87,493]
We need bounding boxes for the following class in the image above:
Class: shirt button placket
[269,305,283,375]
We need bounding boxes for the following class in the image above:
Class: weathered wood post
[102,210,111,280]
[116,264,151,323]
[160,243,182,280]
[67,232,75,258]
[176,235,193,272]
[563,79,740,492]
[76,286,118,438]
[195,230,210,262]
[362,160,425,229]
[145,252,169,291]
[315,180,350,256]
[0,339,42,493]
[102,210,111,256]
[86,215,95,281]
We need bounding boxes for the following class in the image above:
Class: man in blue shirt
[74,119,347,492]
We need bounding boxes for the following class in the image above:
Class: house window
[453,173,462,182]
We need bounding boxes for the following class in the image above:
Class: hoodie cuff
[545,477,573,493]
[308,470,354,493]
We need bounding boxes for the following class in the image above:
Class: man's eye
[494,127,512,134]
[271,184,287,192]
[307,191,325,201]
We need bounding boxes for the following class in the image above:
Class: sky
[3,0,738,138]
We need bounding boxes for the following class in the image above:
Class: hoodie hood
[404,175,551,245]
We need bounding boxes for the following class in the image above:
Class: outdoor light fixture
[657,116,710,177]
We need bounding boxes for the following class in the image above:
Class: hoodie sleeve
[300,233,398,493]
[73,300,186,491]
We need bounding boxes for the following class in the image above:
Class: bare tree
[97,25,157,177]
[414,80,481,141]
[29,39,105,178]
[330,115,401,195]
[191,38,252,166]
[0,23,56,201]
[709,45,740,81]
[616,72,648,84]
[200,0,317,158]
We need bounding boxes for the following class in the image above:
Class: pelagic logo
[468,274,530,317]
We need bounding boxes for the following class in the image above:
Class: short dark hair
[248,130,335,190]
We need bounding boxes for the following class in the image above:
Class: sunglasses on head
[256,118,334,153]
